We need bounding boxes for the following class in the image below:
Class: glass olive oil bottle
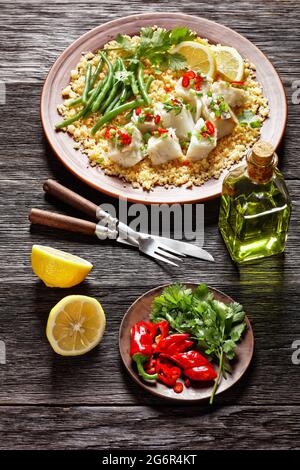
[219,141,291,263]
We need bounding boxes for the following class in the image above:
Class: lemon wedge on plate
[31,245,93,288]
[214,45,244,82]
[46,295,106,356]
[172,41,216,78]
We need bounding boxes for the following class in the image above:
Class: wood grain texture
[0,0,300,450]
[0,405,299,450]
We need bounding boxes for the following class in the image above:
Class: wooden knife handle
[43,179,97,219]
[29,208,96,236]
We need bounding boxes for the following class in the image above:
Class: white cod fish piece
[107,124,144,168]
[175,76,211,122]
[201,94,237,139]
[148,128,183,166]
[131,108,160,133]
[155,100,194,139]
[186,118,217,162]
[175,74,212,105]
[211,80,247,108]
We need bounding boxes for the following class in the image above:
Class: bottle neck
[246,150,278,184]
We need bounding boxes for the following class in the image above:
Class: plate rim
[118,282,255,403]
[41,12,288,205]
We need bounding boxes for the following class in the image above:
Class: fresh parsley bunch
[115,26,196,71]
[150,283,246,403]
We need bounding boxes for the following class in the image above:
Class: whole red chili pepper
[160,349,212,369]
[184,365,217,382]
[130,321,158,381]
[154,333,190,354]
[156,357,181,387]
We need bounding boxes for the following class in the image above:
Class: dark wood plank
[0,405,299,450]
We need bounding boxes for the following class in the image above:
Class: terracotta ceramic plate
[119,283,254,402]
[41,13,287,204]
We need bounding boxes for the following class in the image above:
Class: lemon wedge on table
[214,45,244,82]
[31,245,93,288]
[172,41,216,78]
[46,295,106,356]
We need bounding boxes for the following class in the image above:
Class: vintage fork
[29,208,184,266]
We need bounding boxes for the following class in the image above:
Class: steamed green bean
[91,99,144,135]
[92,54,114,112]
[82,63,92,104]
[137,63,151,105]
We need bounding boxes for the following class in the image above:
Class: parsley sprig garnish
[163,99,183,115]
[115,26,196,70]
[150,283,246,404]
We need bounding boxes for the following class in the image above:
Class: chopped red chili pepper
[206,121,215,136]
[185,378,191,388]
[171,98,180,104]
[194,75,204,91]
[153,320,169,344]
[202,132,207,138]
[104,126,116,140]
[135,108,142,115]
[164,86,171,92]
[156,357,181,387]
[231,81,245,86]
[144,112,153,122]
[154,114,161,124]
[157,128,168,135]
[182,76,190,88]
[181,160,190,167]
[120,132,132,146]
[173,382,184,394]
[185,70,196,79]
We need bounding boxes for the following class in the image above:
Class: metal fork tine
[149,251,179,267]
[155,247,183,262]
[155,242,184,257]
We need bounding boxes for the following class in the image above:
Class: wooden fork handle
[43,179,97,219]
[29,208,96,236]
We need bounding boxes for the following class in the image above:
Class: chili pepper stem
[209,349,223,405]
[136,358,158,381]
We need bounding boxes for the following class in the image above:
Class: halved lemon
[172,41,216,78]
[31,245,93,288]
[214,45,244,82]
[46,295,106,356]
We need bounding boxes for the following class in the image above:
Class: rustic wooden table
[0,0,299,450]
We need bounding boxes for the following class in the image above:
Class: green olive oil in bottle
[219,141,292,263]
